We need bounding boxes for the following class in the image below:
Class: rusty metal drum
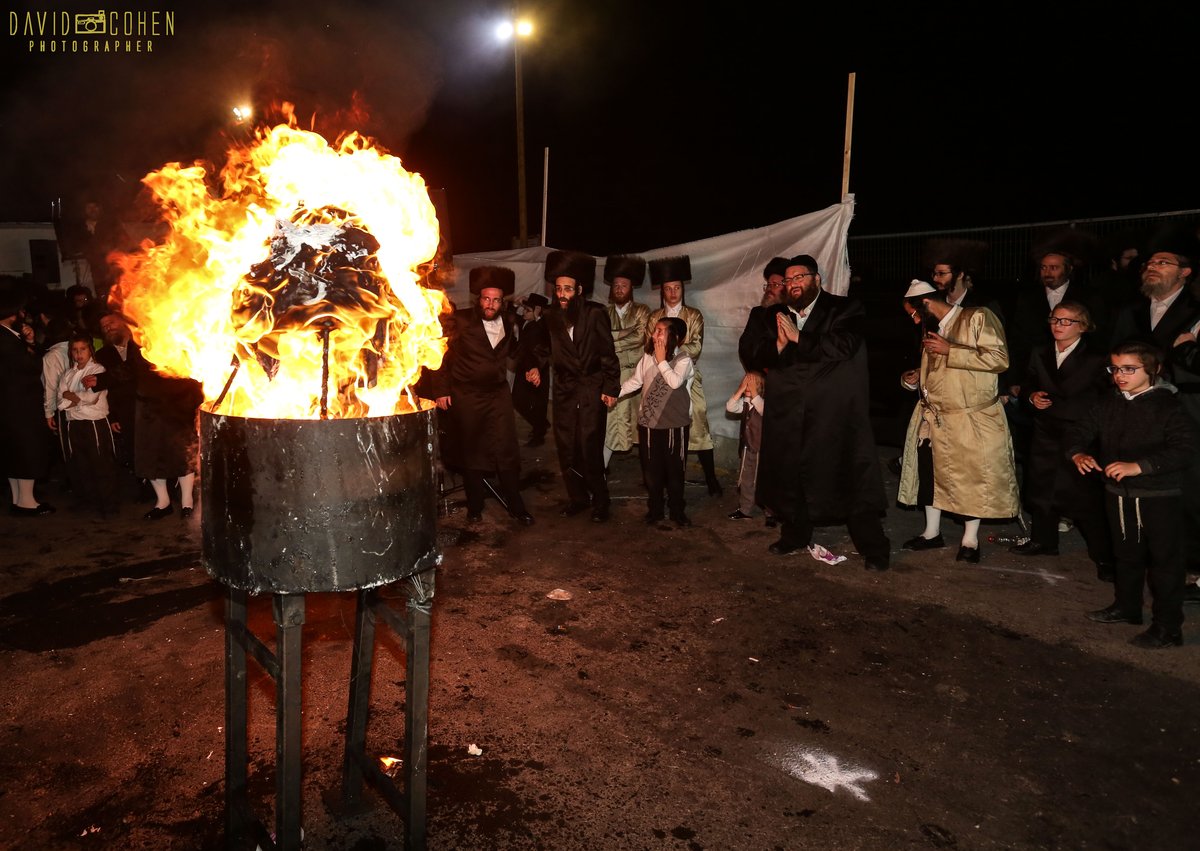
[200,405,440,594]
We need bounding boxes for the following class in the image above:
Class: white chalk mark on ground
[774,746,879,802]
[970,564,1066,585]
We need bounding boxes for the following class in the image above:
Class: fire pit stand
[201,408,441,851]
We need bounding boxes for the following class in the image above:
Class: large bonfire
[111,107,449,420]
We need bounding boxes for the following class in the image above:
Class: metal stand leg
[404,597,431,850]
[341,589,377,812]
[273,594,306,851]
[225,588,249,848]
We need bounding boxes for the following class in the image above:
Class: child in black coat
[1068,341,1200,648]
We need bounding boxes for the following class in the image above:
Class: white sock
[603,447,613,467]
[962,519,981,548]
[177,473,195,509]
[151,478,170,509]
[14,478,38,509]
[922,506,942,539]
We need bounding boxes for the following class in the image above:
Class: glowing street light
[496,14,535,247]
[232,105,253,124]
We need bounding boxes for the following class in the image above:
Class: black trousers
[639,425,687,518]
[779,476,890,562]
[463,469,527,516]
[65,418,120,514]
[1030,484,1113,565]
[555,402,609,509]
[1106,492,1185,631]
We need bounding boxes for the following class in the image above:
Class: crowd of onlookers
[1,278,202,523]
[4,219,1199,649]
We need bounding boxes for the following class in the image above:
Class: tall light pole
[497,14,534,248]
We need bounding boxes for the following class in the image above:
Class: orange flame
[112,120,447,419]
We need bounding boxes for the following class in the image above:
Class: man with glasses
[525,251,620,522]
[738,254,890,570]
[1111,234,1200,602]
[760,256,789,308]
[431,266,533,526]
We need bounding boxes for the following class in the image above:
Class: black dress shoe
[955,545,980,564]
[644,512,664,525]
[902,534,945,551]
[143,505,173,521]
[727,509,752,520]
[10,503,56,516]
[768,539,806,556]
[1086,604,1143,625]
[560,501,589,517]
[180,506,194,519]
[1009,541,1058,556]
[590,506,609,523]
[514,512,534,526]
[670,513,692,528]
[1096,562,1116,583]
[864,557,889,572]
[1130,624,1183,648]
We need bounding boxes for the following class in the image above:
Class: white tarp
[449,197,855,440]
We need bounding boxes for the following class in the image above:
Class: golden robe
[897,306,1020,519]
[647,305,712,451]
[604,301,653,452]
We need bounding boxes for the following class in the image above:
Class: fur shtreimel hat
[468,265,516,296]
[1143,224,1200,269]
[545,250,597,294]
[604,255,647,287]
[648,255,691,288]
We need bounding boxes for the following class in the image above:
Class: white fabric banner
[449,197,855,440]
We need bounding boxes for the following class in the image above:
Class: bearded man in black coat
[738,254,889,569]
[526,250,620,522]
[431,266,533,525]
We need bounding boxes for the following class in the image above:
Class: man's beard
[786,287,818,311]
[761,290,781,307]
[1140,278,1171,299]
[558,294,584,328]
[610,291,632,307]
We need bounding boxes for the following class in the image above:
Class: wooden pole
[540,147,549,247]
[841,72,856,199]
[514,31,528,247]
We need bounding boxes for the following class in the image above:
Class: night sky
[1,1,1194,256]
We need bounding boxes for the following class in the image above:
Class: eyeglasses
[1143,259,1180,269]
[1047,316,1083,326]
[1105,365,1144,375]
[783,273,815,285]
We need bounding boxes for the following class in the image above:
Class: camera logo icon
[75,11,107,35]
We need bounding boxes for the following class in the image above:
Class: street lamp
[496,14,534,248]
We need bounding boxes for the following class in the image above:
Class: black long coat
[738,294,887,524]
[93,341,146,430]
[134,367,204,479]
[0,325,52,479]
[1111,289,1200,414]
[429,306,522,473]
[512,316,549,430]
[536,301,620,458]
[1021,339,1110,515]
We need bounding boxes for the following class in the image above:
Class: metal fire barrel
[200,405,440,594]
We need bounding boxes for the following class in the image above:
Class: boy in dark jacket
[1068,341,1199,648]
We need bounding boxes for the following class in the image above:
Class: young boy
[1068,341,1200,648]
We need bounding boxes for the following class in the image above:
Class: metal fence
[848,209,1200,289]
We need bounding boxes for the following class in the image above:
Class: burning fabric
[111,117,448,420]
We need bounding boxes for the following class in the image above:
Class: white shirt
[790,290,821,331]
[1149,286,1184,330]
[1045,282,1069,311]
[482,317,505,348]
[664,303,683,318]
[1054,338,1080,369]
[57,359,110,421]
[619,352,694,404]
[938,304,962,337]
[42,341,71,417]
